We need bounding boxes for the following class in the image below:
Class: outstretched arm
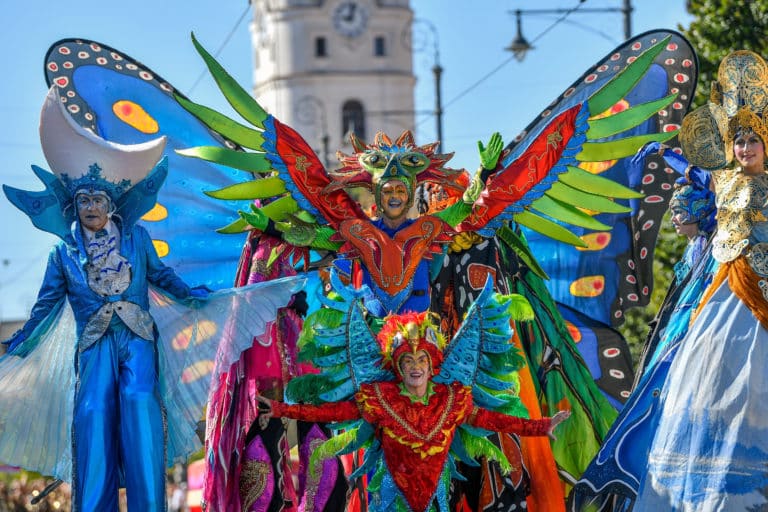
[3,247,67,354]
[434,132,505,227]
[632,141,712,190]
[256,395,361,429]
[468,408,570,440]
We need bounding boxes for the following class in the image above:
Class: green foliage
[682,0,768,108]
[618,213,687,365]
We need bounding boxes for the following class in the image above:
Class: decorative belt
[746,242,768,277]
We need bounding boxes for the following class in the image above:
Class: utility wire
[416,0,589,127]
[188,4,251,95]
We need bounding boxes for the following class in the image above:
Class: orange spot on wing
[577,232,611,251]
[570,275,605,297]
[112,100,159,134]
[565,321,582,342]
[141,203,168,222]
[181,360,215,383]
[152,240,169,258]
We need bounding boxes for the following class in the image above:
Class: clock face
[332,1,369,38]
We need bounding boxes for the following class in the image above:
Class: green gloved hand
[275,214,318,247]
[478,132,504,171]
[462,172,484,204]
[238,204,270,231]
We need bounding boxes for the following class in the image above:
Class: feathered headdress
[331,131,464,213]
[377,311,447,379]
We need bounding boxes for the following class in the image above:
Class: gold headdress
[680,50,768,169]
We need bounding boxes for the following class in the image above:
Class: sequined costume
[272,382,553,512]
[572,50,768,511]
[0,87,303,512]
[266,281,562,512]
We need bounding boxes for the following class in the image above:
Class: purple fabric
[241,436,276,512]
[297,424,337,512]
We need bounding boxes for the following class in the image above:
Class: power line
[416,1,588,127]
[187,4,252,95]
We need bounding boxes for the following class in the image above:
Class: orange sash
[692,255,768,331]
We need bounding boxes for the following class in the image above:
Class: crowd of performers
[2,29,768,512]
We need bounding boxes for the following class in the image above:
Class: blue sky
[0,0,693,321]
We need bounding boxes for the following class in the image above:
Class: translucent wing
[44,38,251,289]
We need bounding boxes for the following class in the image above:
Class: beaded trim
[373,383,454,442]
[239,460,270,511]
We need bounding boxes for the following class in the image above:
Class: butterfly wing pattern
[44,38,249,290]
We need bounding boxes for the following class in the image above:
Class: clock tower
[250,0,415,168]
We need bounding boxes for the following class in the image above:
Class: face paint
[398,349,432,397]
[379,179,410,224]
[76,193,110,232]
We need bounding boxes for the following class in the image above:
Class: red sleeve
[456,105,580,232]
[469,407,552,437]
[271,400,361,423]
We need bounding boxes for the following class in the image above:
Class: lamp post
[408,18,444,153]
[295,95,331,168]
[507,1,633,61]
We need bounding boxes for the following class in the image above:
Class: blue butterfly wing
[508,30,697,328]
[44,38,246,290]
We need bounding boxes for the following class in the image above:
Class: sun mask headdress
[3,86,168,243]
[331,131,464,215]
[680,50,768,170]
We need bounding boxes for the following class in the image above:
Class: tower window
[374,36,386,57]
[315,36,327,57]
[342,100,366,141]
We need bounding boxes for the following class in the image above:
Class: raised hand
[477,132,504,172]
[547,409,572,441]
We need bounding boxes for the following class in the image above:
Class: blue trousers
[73,325,166,511]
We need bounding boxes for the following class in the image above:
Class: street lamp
[506,1,633,61]
[408,18,444,153]
[506,10,533,62]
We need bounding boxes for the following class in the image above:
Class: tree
[683,0,768,108]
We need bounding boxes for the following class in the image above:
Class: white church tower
[249,0,415,168]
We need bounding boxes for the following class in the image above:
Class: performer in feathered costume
[571,50,768,511]
[257,274,570,512]
[173,33,691,510]
[0,87,304,512]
